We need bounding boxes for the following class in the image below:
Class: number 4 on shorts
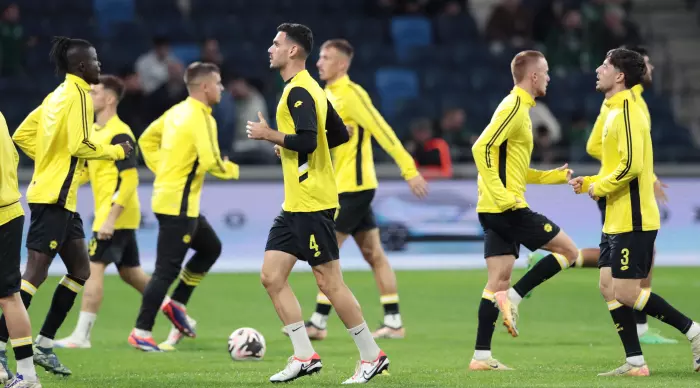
[309,234,321,257]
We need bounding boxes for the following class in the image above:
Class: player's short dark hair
[49,36,93,74]
[321,39,354,59]
[184,61,220,85]
[621,45,648,58]
[277,23,313,57]
[606,48,646,89]
[99,75,125,102]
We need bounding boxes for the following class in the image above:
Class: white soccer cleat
[54,336,91,349]
[159,316,197,351]
[342,350,390,384]
[690,328,700,371]
[269,353,322,383]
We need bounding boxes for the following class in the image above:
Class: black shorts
[478,208,561,259]
[26,204,85,259]
[265,209,339,266]
[597,197,607,225]
[598,230,657,279]
[335,189,377,235]
[89,229,140,268]
[0,216,24,298]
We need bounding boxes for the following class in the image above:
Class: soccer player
[530,46,675,344]
[286,38,428,341]
[246,23,389,383]
[468,51,580,371]
[569,48,700,376]
[129,62,239,352]
[8,36,132,376]
[0,112,41,387]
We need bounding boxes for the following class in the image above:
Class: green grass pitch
[15,267,700,387]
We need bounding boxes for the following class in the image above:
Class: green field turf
[13,267,700,387]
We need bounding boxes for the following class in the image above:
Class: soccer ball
[228,327,266,361]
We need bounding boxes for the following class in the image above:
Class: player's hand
[273,145,281,159]
[569,176,584,194]
[407,175,428,199]
[346,125,354,138]
[97,221,115,240]
[588,183,599,201]
[514,196,522,204]
[118,141,133,156]
[654,179,669,205]
[557,163,573,181]
[246,112,270,140]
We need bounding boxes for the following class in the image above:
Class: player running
[129,62,239,352]
[54,75,194,350]
[469,51,581,371]
[246,23,389,384]
[569,48,700,376]
[8,36,132,376]
[284,38,427,341]
[0,112,41,387]
[527,46,674,344]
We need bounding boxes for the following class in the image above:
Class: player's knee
[260,270,284,292]
[599,279,614,300]
[612,286,639,307]
[361,246,385,268]
[486,278,511,292]
[562,244,579,265]
[69,265,90,282]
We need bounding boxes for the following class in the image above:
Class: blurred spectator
[135,36,182,95]
[212,90,236,158]
[545,9,585,75]
[435,107,476,161]
[599,5,641,50]
[227,77,275,164]
[425,0,466,16]
[117,67,147,137]
[200,38,224,68]
[567,112,592,162]
[143,60,187,124]
[0,3,25,76]
[531,125,555,163]
[530,102,562,144]
[485,0,533,49]
[532,0,565,44]
[406,118,453,179]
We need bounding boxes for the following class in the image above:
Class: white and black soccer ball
[228,327,266,361]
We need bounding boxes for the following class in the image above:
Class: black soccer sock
[0,281,37,343]
[170,268,206,306]
[39,275,85,340]
[634,310,648,325]
[171,249,219,305]
[381,294,400,316]
[475,289,499,353]
[10,337,33,361]
[136,273,177,331]
[512,253,569,298]
[314,292,332,316]
[635,289,693,334]
[608,300,643,359]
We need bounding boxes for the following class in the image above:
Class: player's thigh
[294,210,340,267]
[261,250,297,290]
[599,266,615,300]
[608,231,657,280]
[154,215,197,276]
[190,216,222,257]
[0,216,24,298]
[510,209,562,253]
[25,204,72,259]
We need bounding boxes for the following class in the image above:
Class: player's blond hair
[321,39,354,60]
[511,50,545,83]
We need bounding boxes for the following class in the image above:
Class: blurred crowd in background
[0,0,698,173]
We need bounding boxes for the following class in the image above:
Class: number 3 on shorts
[309,234,321,257]
[620,248,630,271]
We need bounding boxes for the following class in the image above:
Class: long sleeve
[283,86,318,154]
[471,102,523,211]
[325,100,349,148]
[138,115,165,173]
[209,160,240,180]
[586,102,607,161]
[77,165,90,185]
[594,110,644,197]
[349,87,418,180]
[67,97,125,160]
[194,114,227,174]
[526,168,568,184]
[12,106,41,160]
[114,168,138,207]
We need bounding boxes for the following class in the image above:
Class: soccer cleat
[54,336,91,349]
[33,347,71,376]
[690,329,700,371]
[5,374,41,388]
[638,329,678,345]
[469,358,514,371]
[128,331,162,352]
[342,350,390,384]
[494,291,519,337]
[161,301,196,338]
[269,353,322,383]
[524,253,545,298]
[159,316,198,351]
[372,324,405,339]
[0,350,13,382]
[281,321,327,341]
[597,363,650,376]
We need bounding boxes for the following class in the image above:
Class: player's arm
[12,105,41,160]
[97,134,139,237]
[471,100,522,211]
[526,166,569,185]
[593,108,644,197]
[269,87,318,153]
[192,115,239,180]
[67,95,125,160]
[325,100,349,148]
[77,164,90,185]
[138,115,165,173]
[350,89,419,180]
[586,103,607,161]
